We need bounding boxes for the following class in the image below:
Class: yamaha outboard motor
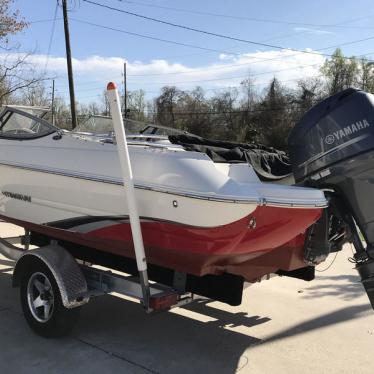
[288,88,374,309]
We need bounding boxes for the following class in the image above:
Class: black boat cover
[168,134,292,181]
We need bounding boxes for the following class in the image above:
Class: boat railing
[126,134,169,140]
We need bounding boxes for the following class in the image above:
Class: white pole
[106,82,150,306]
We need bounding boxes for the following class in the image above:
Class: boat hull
[0,132,325,281]
[0,204,321,282]
[0,164,256,228]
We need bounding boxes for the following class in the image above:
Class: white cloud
[293,27,334,35]
[0,49,325,101]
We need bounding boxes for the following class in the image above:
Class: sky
[5,0,374,104]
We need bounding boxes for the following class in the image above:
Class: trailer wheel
[20,261,80,338]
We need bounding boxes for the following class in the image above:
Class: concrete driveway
[0,222,373,374]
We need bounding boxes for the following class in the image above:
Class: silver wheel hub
[27,272,54,323]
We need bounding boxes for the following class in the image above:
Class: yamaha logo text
[324,119,371,145]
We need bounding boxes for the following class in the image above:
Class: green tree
[357,58,374,93]
[321,48,358,95]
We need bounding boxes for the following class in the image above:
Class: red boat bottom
[87,206,321,281]
[0,206,321,282]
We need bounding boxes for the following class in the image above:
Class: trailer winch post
[106,82,150,309]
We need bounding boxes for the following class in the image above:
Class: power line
[29,18,62,24]
[140,104,310,116]
[75,77,287,96]
[126,34,374,77]
[69,18,323,78]
[72,96,307,114]
[44,3,59,72]
[129,63,322,85]
[74,44,372,90]
[64,47,374,92]
[72,17,318,69]
[114,0,374,30]
[26,13,374,61]
[69,17,374,80]
[131,11,374,60]
[70,7,374,71]
[57,47,374,93]
[75,76,314,97]
[128,61,318,78]
[70,18,244,55]
[82,0,374,62]
[73,63,321,92]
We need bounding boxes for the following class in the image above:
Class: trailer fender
[13,244,89,309]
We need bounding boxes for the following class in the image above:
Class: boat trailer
[0,233,194,335]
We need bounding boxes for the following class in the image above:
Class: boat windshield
[72,115,188,136]
[0,105,50,119]
[0,107,57,139]
[74,115,114,135]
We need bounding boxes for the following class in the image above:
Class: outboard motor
[288,88,374,309]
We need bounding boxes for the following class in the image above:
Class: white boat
[0,105,327,281]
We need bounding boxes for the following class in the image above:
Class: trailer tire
[20,260,80,338]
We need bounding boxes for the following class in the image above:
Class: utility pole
[51,79,55,126]
[123,61,128,118]
[62,0,77,129]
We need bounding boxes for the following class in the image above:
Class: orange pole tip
[107,82,117,90]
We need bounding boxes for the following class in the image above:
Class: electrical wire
[73,65,322,93]
[75,93,312,114]
[29,18,62,24]
[125,100,318,115]
[124,63,322,85]
[82,0,374,62]
[44,2,59,72]
[114,0,374,30]
[126,34,374,77]
[71,17,325,69]
[315,252,339,272]
[59,48,374,94]
[133,10,374,60]
[69,75,317,95]
[70,18,243,56]
[69,17,374,81]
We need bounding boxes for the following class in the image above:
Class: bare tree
[52,96,71,129]
[240,73,259,142]
[0,2,49,104]
[99,90,110,116]
[15,79,51,107]
[210,88,240,140]
[127,89,147,121]
[155,86,182,127]
[0,54,48,104]
[0,0,27,46]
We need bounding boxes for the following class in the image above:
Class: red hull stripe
[0,206,321,281]
[88,206,322,255]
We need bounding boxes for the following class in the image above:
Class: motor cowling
[288,88,374,247]
[288,88,374,310]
